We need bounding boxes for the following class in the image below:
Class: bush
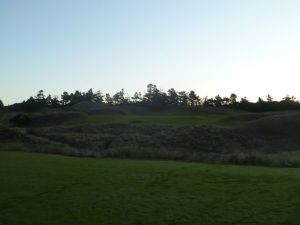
[9,114,32,126]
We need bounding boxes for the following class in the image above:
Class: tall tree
[167,88,179,106]
[266,94,273,102]
[188,91,199,106]
[61,92,71,105]
[0,99,4,109]
[131,92,142,103]
[178,91,188,106]
[143,84,158,104]
[214,95,223,107]
[240,97,249,104]
[105,93,113,104]
[257,97,264,103]
[229,93,237,105]
[35,90,46,105]
[36,90,45,99]
[222,97,230,106]
[85,88,95,102]
[203,97,214,107]
[51,96,60,107]
[143,84,168,108]
[94,91,103,103]
[282,95,297,103]
[24,97,39,111]
[71,90,84,104]
[45,95,52,106]
[113,89,128,105]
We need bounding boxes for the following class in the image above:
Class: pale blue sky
[1,0,300,104]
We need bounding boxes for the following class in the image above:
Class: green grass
[63,113,233,127]
[1,151,299,225]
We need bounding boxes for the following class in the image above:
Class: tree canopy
[4,84,300,112]
[0,99,4,109]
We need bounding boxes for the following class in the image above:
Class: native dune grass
[1,103,300,167]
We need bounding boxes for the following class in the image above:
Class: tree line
[2,84,300,112]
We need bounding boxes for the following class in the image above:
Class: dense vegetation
[1,151,299,225]
[1,84,300,167]
[2,84,300,112]
[0,104,300,167]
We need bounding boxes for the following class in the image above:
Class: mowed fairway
[0,151,299,225]
[62,112,233,127]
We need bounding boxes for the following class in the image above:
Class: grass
[2,108,300,167]
[1,151,300,225]
[63,113,234,127]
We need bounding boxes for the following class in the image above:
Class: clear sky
[1,0,300,104]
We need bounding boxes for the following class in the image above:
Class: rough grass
[3,123,300,167]
[0,151,299,225]
[240,112,300,145]
[2,108,300,167]
[27,124,278,165]
[0,127,78,156]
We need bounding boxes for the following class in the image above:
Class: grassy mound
[30,112,86,127]
[28,124,265,156]
[2,107,300,167]
[239,112,300,151]
[0,127,77,155]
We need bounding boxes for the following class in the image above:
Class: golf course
[1,151,299,225]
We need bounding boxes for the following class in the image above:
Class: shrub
[9,114,32,126]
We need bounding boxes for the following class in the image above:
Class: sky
[1,0,300,105]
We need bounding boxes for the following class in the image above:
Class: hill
[1,104,300,167]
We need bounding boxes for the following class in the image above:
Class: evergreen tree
[85,88,95,102]
[178,91,188,106]
[71,90,84,103]
[267,94,273,102]
[203,97,214,106]
[24,97,39,111]
[46,95,52,106]
[240,97,249,104]
[61,92,71,105]
[51,96,60,107]
[214,95,223,107]
[35,90,46,106]
[143,84,168,108]
[113,89,128,105]
[222,97,230,106]
[229,93,237,105]
[282,95,297,103]
[188,91,199,106]
[105,93,113,104]
[94,91,103,103]
[132,92,142,103]
[167,88,179,106]
[257,97,264,103]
